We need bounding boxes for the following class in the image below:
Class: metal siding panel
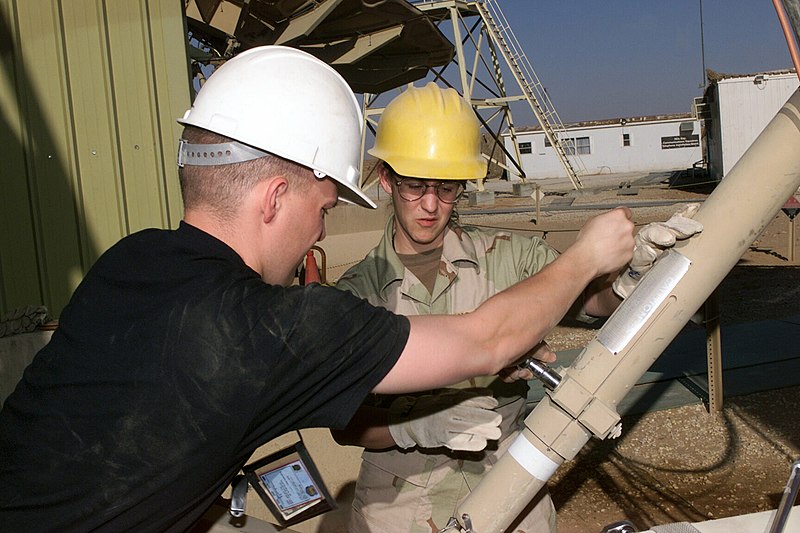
[146,0,191,228]
[106,0,169,232]
[0,0,191,316]
[721,81,762,176]
[15,0,85,314]
[61,0,126,258]
[0,0,46,312]
[718,76,800,177]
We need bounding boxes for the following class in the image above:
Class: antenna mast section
[408,0,585,189]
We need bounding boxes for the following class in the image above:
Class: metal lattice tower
[363,0,585,190]
[474,0,585,188]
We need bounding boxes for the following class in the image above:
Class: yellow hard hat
[368,83,487,180]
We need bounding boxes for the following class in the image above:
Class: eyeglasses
[393,178,464,204]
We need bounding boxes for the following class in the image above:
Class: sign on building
[661,135,700,150]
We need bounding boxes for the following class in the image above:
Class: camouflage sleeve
[510,232,598,324]
[333,271,359,296]
[333,262,372,299]
[511,232,559,279]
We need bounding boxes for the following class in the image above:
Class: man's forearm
[473,243,602,364]
[377,246,601,394]
[374,208,634,394]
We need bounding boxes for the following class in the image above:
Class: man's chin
[410,231,445,247]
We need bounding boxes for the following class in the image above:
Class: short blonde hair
[179,125,312,220]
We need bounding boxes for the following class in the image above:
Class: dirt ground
[461,176,800,532]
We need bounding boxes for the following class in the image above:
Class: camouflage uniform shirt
[335,215,561,533]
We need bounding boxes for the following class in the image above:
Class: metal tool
[518,357,562,390]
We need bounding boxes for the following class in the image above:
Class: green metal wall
[0,0,191,317]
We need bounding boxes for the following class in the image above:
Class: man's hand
[388,389,502,451]
[499,341,556,383]
[572,207,636,278]
[613,204,704,299]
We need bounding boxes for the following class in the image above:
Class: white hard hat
[178,45,374,208]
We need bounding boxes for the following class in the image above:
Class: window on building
[544,136,590,155]
[623,133,631,147]
[575,137,590,155]
[544,137,551,147]
[519,142,532,154]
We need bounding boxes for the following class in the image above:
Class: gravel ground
[461,175,800,532]
[551,387,800,532]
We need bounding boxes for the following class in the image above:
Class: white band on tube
[508,435,560,481]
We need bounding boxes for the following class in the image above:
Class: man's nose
[420,186,440,210]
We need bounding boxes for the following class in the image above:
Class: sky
[451,1,795,125]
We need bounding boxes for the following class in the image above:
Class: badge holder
[242,440,335,526]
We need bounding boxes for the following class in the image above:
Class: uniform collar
[375,215,480,301]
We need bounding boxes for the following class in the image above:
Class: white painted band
[507,435,560,481]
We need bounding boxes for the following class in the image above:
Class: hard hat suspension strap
[177,139,269,167]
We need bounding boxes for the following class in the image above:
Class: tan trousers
[348,435,557,533]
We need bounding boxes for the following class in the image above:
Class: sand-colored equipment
[446,89,800,532]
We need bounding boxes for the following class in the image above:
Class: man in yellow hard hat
[332,83,635,532]
[333,83,704,532]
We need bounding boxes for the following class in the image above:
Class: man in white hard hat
[332,83,704,533]
[0,46,636,531]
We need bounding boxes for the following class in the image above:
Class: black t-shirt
[0,222,409,531]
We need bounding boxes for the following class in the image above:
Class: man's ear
[261,176,288,224]
[378,164,393,195]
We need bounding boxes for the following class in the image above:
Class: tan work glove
[388,389,502,452]
[613,204,704,299]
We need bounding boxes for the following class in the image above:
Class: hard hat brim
[369,148,488,181]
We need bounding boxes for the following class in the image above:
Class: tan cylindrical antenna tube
[452,89,800,533]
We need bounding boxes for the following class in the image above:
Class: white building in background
[702,70,798,181]
[502,114,702,180]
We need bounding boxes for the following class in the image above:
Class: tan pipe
[452,89,800,532]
